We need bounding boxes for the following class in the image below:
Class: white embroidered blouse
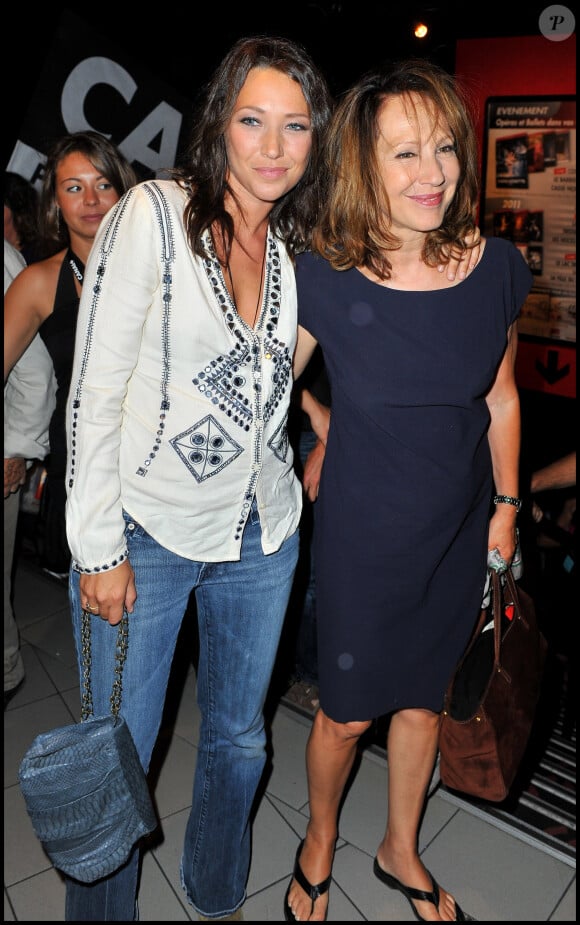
[65,179,302,573]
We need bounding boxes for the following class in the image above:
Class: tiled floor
[4,558,576,921]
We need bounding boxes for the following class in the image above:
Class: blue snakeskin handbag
[18,610,157,883]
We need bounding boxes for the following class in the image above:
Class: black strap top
[38,249,84,475]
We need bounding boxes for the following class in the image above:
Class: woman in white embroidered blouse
[63,36,333,923]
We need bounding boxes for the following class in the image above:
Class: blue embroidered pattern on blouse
[170,414,243,482]
[196,231,292,431]
[193,343,254,431]
[267,416,290,463]
[135,182,175,477]
[262,340,292,426]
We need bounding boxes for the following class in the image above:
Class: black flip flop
[373,857,476,921]
[284,839,331,921]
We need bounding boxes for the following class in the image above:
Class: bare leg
[375,708,461,921]
[286,707,372,921]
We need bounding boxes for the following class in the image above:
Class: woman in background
[4,133,137,578]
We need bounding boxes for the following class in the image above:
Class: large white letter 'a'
[61,56,182,172]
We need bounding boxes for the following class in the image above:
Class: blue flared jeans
[65,503,299,920]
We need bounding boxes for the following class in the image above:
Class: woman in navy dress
[285,60,532,922]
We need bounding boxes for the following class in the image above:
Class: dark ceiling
[10,3,553,94]
[4,3,561,169]
[113,2,552,97]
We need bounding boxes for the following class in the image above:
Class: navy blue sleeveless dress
[296,237,533,722]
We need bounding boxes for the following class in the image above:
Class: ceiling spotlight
[414,22,429,39]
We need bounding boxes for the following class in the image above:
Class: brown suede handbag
[439,568,547,802]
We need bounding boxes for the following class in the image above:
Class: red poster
[481,97,576,398]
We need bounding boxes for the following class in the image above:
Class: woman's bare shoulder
[23,249,65,285]
[5,249,66,314]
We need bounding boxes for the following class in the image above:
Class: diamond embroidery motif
[170,415,243,482]
[267,417,289,463]
[192,345,254,431]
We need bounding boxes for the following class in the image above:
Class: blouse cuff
[71,549,129,575]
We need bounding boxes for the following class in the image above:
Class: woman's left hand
[487,507,518,571]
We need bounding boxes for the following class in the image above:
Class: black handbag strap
[445,568,520,705]
[80,609,129,721]
[491,569,504,669]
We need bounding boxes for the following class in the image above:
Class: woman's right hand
[79,560,137,626]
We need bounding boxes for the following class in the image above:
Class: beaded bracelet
[493,494,522,512]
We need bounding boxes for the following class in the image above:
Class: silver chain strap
[80,609,129,721]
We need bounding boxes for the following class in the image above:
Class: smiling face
[54,151,121,244]
[224,66,313,212]
[376,91,461,240]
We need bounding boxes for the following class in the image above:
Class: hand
[438,227,482,281]
[79,560,137,626]
[487,507,518,570]
[309,403,331,446]
[4,457,27,498]
[302,439,326,501]
[300,390,331,446]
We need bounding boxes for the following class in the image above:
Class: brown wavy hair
[312,58,479,278]
[174,34,334,263]
[39,131,138,254]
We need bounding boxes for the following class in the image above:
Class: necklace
[226,234,267,330]
[68,248,85,285]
